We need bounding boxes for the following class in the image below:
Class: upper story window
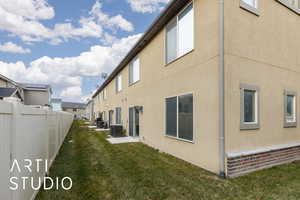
[166,3,194,64]
[243,0,258,8]
[240,0,259,15]
[116,74,122,93]
[240,84,260,130]
[103,88,107,100]
[129,57,140,85]
[277,0,300,14]
[284,90,297,128]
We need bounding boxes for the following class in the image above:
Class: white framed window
[284,90,297,128]
[277,0,300,14]
[240,84,260,130]
[240,0,259,15]
[103,88,107,100]
[129,57,140,85]
[165,93,193,142]
[116,74,122,93]
[166,3,194,64]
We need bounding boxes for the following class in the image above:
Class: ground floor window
[116,107,122,124]
[166,93,193,141]
[284,90,297,128]
[240,84,260,130]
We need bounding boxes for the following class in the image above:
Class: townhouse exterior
[92,0,300,177]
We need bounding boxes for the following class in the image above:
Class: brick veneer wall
[227,145,300,177]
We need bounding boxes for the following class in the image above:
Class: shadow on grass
[36,120,300,200]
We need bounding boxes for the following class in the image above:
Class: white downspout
[219,0,226,178]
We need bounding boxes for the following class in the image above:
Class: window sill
[277,0,300,15]
[240,123,260,130]
[240,1,260,16]
[284,122,297,128]
[165,135,194,144]
[129,80,140,87]
[165,49,194,67]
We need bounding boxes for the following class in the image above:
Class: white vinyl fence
[0,100,74,200]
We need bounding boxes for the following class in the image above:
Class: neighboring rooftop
[0,74,18,86]
[62,102,87,109]
[20,83,51,90]
[92,0,190,98]
[0,88,21,98]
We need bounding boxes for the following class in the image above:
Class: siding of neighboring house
[93,0,221,173]
[23,90,50,106]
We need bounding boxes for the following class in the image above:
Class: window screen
[166,3,194,64]
[178,3,194,57]
[166,19,177,64]
[166,97,177,137]
[178,94,193,141]
[244,90,256,123]
[129,57,140,84]
[286,94,296,123]
[116,75,122,92]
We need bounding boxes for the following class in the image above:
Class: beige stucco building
[92,0,300,177]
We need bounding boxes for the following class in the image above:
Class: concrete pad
[106,137,140,144]
[87,126,97,129]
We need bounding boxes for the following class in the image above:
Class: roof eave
[92,0,191,98]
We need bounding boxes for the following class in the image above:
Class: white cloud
[0,0,133,45]
[0,34,142,102]
[61,86,82,98]
[89,0,134,32]
[127,0,170,13]
[0,0,54,20]
[0,42,31,54]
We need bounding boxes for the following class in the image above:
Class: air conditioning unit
[110,125,123,137]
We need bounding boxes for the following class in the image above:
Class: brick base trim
[227,145,300,177]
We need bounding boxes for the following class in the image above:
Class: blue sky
[0,0,169,101]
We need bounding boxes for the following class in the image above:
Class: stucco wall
[93,0,221,173]
[225,0,300,154]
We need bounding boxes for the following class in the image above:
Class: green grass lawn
[36,120,300,200]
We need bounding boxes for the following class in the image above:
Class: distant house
[51,98,63,111]
[0,73,52,107]
[20,83,52,106]
[0,74,24,102]
[61,102,87,118]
